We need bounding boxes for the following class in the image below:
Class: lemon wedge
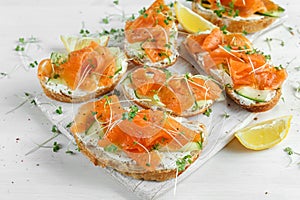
[60,35,109,52]
[235,115,292,150]
[174,1,216,33]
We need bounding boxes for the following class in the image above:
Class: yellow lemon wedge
[174,1,216,33]
[60,35,109,52]
[235,115,292,150]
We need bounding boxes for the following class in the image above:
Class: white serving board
[35,55,255,200]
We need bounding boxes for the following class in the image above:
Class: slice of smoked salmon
[55,42,116,91]
[255,65,287,90]
[72,94,203,170]
[131,67,166,95]
[202,27,223,52]
[155,77,195,115]
[70,102,95,134]
[188,77,222,100]
[229,58,257,88]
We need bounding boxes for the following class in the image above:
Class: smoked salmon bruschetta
[124,0,178,68]
[122,67,223,117]
[70,95,206,181]
[191,0,285,33]
[183,28,287,112]
[38,41,128,103]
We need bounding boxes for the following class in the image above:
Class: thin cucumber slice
[235,87,274,102]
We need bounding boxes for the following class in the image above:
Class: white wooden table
[1,0,300,199]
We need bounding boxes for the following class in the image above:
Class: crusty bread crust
[39,73,124,103]
[225,86,282,112]
[72,129,201,181]
[192,1,276,33]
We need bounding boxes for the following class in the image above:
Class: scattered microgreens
[220,25,228,34]
[122,105,139,121]
[281,97,285,103]
[265,37,272,50]
[295,66,300,71]
[65,150,75,155]
[283,25,294,35]
[5,92,36,115]
[113,0,119,5]
[242,30,248,35]
[52,141,61,152]
[102,16,110,24]
[0,72,8,78]
[284,147,294,155]
[203,108,212,117]
[214,0,226,17]
[55,106,63,114]
[91,111,98,116]
[274,64,284,71]
[25,130,61,156]
[228,1,239,17]
[128,13,135,21]
[51,125,58,133]
[283,147,300,166]
[158,52,171,64]
[14,36,39,52]
[176,154,192,172]
[143,115,148,121]
[151,143,160,151]
[223,112,230,118]
[29,61,38,68]
[265,37,285,51]
[80,28,90,37]
[223,45,232,52]
[104,144,118,153]
[50,52,67,67]
[99,28,124,42]
[139,7,148,18]
[66,122,73,128]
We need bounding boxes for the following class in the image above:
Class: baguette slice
[191,0,284,33]
[70,95,207,181]
[124,0,178,68]
[122,67,223,117]
[38,42,128,103]
[183,28,287,112]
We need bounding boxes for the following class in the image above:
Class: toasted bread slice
[191,0,284,33]
[38,45,128,103]
[70,95,207,181]
[225,86,282,112]
[182,28,287,112]
[124,0,178,68]
[122,67,223,117]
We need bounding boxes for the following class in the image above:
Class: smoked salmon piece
[125,67,222,116]
[71,95,205,170]
[124,0,178,66]
[185,28,287,90]
[205,0,275,18]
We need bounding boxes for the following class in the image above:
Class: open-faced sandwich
[38,41,128,103]
[124,0,178,68]
[122,66,223,117]
[183,28,287,112]
[191,0,285,33]
[70,95,206,181]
